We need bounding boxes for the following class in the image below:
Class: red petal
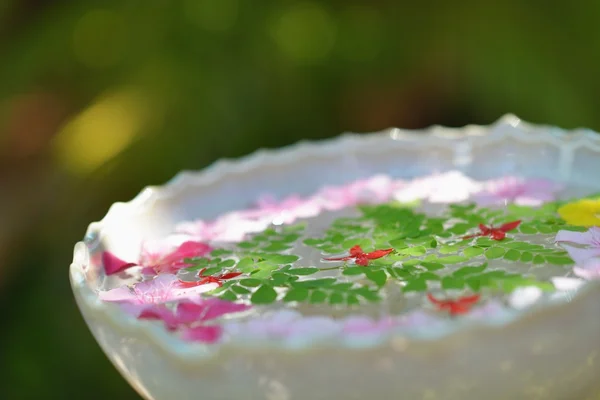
[478,224,491,234]
[177,279,204,288]
[102,251,137,275]
[323,256,352,262]
[456,294,481,305]
[219,272,242,280]
[427,293,444,306]
[355,255,370,266]
[365,248,394,259]
[349,245,364,257]
[198,267,208,277]
[490,230,506,240]
[499,220,521,232]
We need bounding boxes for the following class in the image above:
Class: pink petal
[102,251,137,275]
[574,258,600,280]
[163,241,212,265]
[555,230,596,246]
[560,244,600,265]
[99,286,136,302]
[181,325,223,343]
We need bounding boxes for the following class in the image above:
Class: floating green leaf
[342,267,365,276]
[403,278,427,292]
[420,261,445,271]
[283,287,309,302]
[503,249,521,261]
[485,247,505,259]
[453,264,487,277]
[442,276,465,290]
[463,246,485,258]
[251,285,278,304]
[438,255,469,264]
[329,292,345,305]
[239,278,262,287]
[397,246,427,256]
[288,267,319,275]
[309,290,328,304]
[365,269,387,287]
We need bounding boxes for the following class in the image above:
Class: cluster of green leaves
[183,222,381,306]
[182,199,583,306]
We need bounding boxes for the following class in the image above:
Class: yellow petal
[558,199,600,227]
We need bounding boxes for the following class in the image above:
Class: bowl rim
[69,113,600,362]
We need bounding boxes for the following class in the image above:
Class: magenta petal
[181,325,223,343]
[102,251,137,275]
[555,230,595,245]
[138,305,181,330]
[163,241,212,265]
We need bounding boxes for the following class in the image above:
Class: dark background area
[1,1,599,398]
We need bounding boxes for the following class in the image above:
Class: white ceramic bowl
[70,115,600,400]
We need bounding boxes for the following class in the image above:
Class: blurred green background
[1,1,599,398]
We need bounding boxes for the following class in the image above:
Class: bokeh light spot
[184,0,238,32]
[52,89,147,175]
[72,9,126,69]
[270,2,336,64]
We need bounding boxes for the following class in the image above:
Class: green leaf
[231,285,251,295]
[251,285,278,304]
[309,290,328,304]
[520,251,534,262]
[238,241,258,249]
[217,259,236,269]
[342,267,366,276]
[346,293,360,306]
[453,264,487,277]
[463,247,485,258]
[438,255,468,264]
[500,241,532,250]
[439,244,461,254]
[288,267,319,275]
[448,223,471,235]
[342,238,373,250]
[304,238,325,246]
[283,287,309,302]
[271,272,292,285]
[485,247,506,259]
[264,254,300,264]
[236,257,256,272]
[388,239,407,248]
[419,272,441,281]
[219,290,237,301]
[545,255,574,265]
[420,262,445,271]
[465,277,483,291]
[290,278,337,289]
[329,292,345,305]
[262,242,292,252]
[533,255,546,264]
[239,278,262,287]
[353,287,381,302]
[442,276,465,290]
[398,246,427,256]
[183,257,209,271]
[365,269,387,287]
[389,267,412,279]
[250,263,278,279]
[281,233,301,243]
[503,249,521,261]
[519,225,538,234]
[403,278,427,292]
[475,237,496,247]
